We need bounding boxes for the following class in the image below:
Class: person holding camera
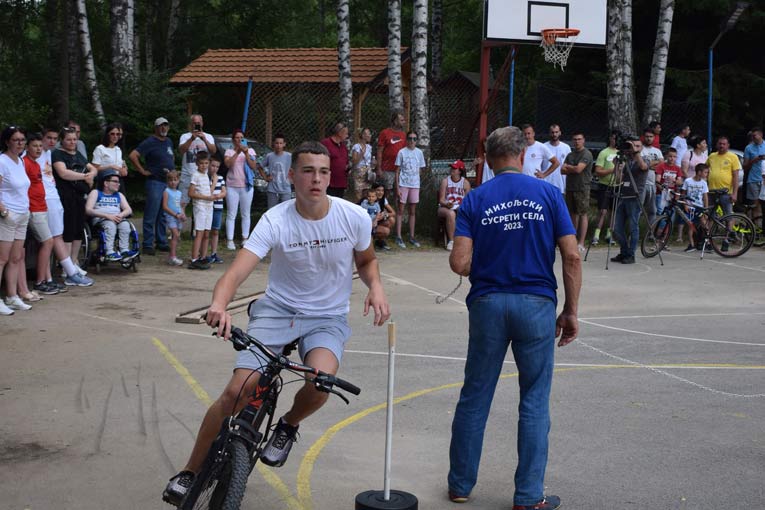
[611,137,649,264]
[178,114,217,209]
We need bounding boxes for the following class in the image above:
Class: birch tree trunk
[47,0,69,123]
[67,0,81,91]
[336,0,353,132]
[430,0,443,82]
[605,0,637,135]
[411,0,430,155]
[642,0,675,126]
[165,0,181,69]
[110,0,134,83]
[387,0,404,113]
[75,0,106,126]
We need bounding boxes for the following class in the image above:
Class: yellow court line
[152,338,304,510]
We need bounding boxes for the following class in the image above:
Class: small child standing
[258,134,292,209]
[208,158,226,263]
[681,163,710,252]
[655,147,682,214]
[162,170,186,266]
[394,130,426,248]
[85,169,136,261]
[188,152,214,269]
[359,188,381,234]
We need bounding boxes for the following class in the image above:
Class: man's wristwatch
[0,209,9,218]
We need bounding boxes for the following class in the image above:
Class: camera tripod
[584,153,664,269]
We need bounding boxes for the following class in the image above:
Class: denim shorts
[164,212,184,230]
[235,295,351,372]
[211,208,223,231]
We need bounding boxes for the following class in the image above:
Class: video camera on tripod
[614,132,641,162]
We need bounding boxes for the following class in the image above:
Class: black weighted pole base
[355,490,418,510]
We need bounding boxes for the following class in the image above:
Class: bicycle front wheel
[709,213,754,258]
[641,214,672,258]
[182,438,250,510]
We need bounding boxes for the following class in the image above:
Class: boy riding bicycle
[163,141,391,506]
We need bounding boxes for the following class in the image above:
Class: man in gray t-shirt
[561,133,593,250]
[258,135,292,209]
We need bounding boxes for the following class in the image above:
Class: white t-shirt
[682,178,708,208]
[543,141,571,193]
[481,161,494,183]
[36,149,60,201]
[641,146,663,186]
[522,141,553,177]
[180,132,215,176]
[190,170,213,210]
[244,197,372,315]
[92,144,123,171]
[670,136,688,165]
[0,153,31,212]
[395,147,426,188]
[351,143,372,169]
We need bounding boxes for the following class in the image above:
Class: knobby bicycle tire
[641,214,672,258]
[182,436,236,510]
[220,439,251,510]
[709,213,754,258]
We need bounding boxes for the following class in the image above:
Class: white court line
[77,311,212,338]
[580,319,765,347]
[581,312,765,320]
[381,271,466,306]
[662,250,765,273]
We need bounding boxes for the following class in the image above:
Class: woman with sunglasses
[0,126,32,315]
[93,123,128,179]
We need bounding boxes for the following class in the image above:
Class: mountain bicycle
[741,202,765,248]
[177,326,360,510]
[641,188,755,259]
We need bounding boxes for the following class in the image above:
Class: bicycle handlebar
[227,326,361,397]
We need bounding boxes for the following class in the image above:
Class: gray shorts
[746,181,762,201]
[29,211,53,242]
[235,295,351,372]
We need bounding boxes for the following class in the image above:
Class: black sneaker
[260,418,298,467]
[621,256,636,264]
[33,281,59,295]
[684,244,696,253]
[721,240,729,252]
[162,470,195,507]
[49,280,68,293]
[157,245,171,252]
[143,247,156,256]
[512,495,561,510]
[610,253,625,262]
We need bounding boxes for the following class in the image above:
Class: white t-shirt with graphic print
[395,147,426,188]
[244,197,372,315]
[522,141,554,177]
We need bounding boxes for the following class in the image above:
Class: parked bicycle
[641,187,756,259]
[173,326,360,510]
[742,202,765,248]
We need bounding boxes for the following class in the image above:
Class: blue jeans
[448,292,556,506]
[614,197,640,257]
[143,179,168,249]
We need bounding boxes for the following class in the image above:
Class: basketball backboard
[484,0,606,48]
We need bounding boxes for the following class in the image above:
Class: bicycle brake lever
[313,380,350,404]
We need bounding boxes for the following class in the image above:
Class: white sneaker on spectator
[226,240,237,251]
[0,301,14,315]
[61,265,88,278]
[446,240,454,251]
[5,295,32,311]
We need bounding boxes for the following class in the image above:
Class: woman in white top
[0,126,32,314]
[681,135,708,180]
[223,129,258,249]
[92,123,127,186]
[351,127,374,202]
[437,160,471,251]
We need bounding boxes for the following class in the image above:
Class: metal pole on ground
[355,322,418,510]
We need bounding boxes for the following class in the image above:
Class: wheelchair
[80,219,141,273]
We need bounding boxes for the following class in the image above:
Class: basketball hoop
[540,28,580,70]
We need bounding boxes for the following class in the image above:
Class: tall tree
[411,0,429,154]
[47,0,69,124]
[165,0,181,69]
[606,0,637,135]
[387,0,404,113]
[337,0,353,133]
[430,0,443,82]
[110,0,135,83]
[75,0,105,125]
[67,0,81,93]
[642,0,675,126]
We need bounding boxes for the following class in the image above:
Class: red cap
[449,160,466,170]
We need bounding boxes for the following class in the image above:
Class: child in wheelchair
[85,169,138,261]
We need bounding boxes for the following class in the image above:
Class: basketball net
[540,28,580,70]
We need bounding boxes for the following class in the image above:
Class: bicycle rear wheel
[709,213,754,258]
[641,214,672,258]
[182,438,251,510]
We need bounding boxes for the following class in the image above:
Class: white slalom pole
[383,321,396,500]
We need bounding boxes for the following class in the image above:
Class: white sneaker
[226,240,236,251]
[62,265,88,278]
[446,240,454,251]
[5,295,32,311]
[0,301,14,315]
[168,257,184,266]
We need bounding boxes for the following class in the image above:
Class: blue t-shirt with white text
[455,172,575,306]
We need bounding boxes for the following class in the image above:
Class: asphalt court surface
[1,245,764,510]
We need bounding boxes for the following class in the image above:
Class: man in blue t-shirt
[447,126,582,510]
[129,117,176,254]
[743,126,765,221]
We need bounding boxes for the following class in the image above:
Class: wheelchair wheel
[78,225,91,270]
